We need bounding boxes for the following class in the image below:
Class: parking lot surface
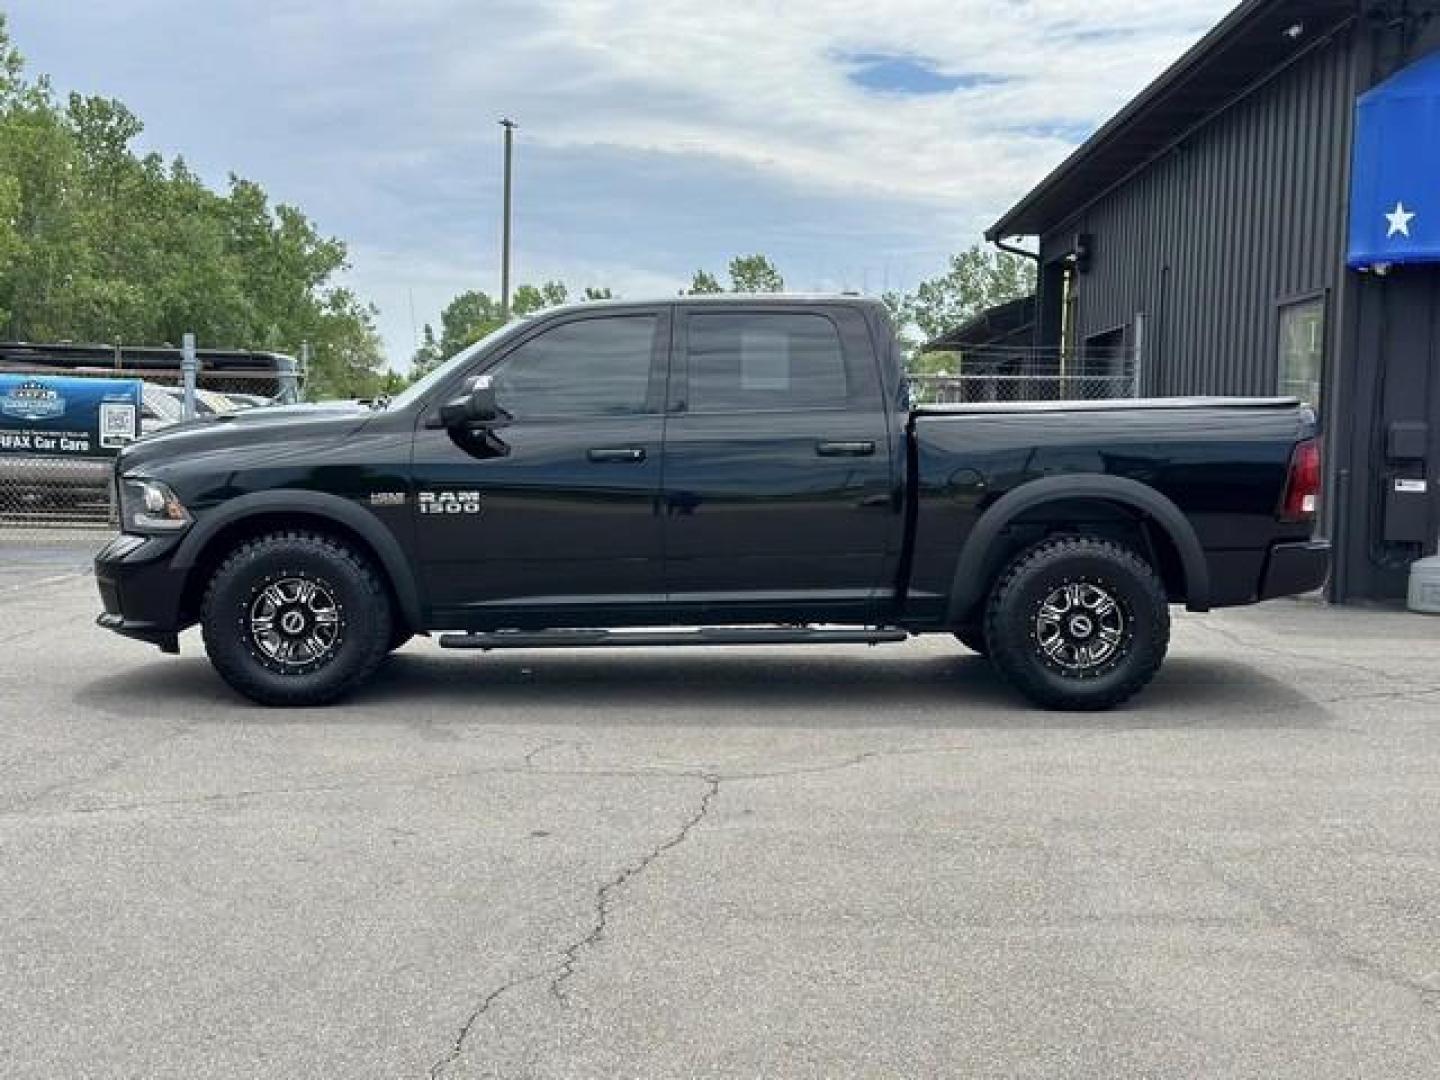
[2,536,1439,1078]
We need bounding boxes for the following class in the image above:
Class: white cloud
[7,0,1234,365]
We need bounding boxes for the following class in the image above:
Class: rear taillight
[1279,438,1321,523]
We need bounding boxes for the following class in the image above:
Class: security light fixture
[1282,22,1305,41]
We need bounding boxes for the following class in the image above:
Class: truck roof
[535,294,888,319]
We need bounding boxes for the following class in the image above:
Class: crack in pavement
[6,744,973,821]
[549,772,720,1007]
[522,738,576,768]
[1194,620,1439,694]
[0,608,93,649]
[0,567,91,596]
[427,972,548,1079]
[429,771,720,1077]
[1198,852,1440,1012]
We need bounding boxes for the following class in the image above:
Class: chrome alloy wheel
[246,575,343,672]
[1033,580,1129,675]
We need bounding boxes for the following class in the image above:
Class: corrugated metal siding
[1038,26,1359,397]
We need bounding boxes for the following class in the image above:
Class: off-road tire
[201,531,392,706]
[984,535,1169,711]
[953,624,988,656]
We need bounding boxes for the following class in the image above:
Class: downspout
[991,235,1040,266]
[988,234,1042,347]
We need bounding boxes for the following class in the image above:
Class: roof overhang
[922,295,1036,352]
[987,0,1358,241]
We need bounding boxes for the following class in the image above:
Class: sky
[6,0,1232,367]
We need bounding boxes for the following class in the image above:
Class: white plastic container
[1409,554,1440,614]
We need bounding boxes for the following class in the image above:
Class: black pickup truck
[95,296,1327,710]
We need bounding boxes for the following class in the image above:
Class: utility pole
[499,118,517,321]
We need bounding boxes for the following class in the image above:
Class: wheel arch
[944,475,1211,625]
[172,491,424,631]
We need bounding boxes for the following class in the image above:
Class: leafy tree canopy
[683,255,784,295]
[883,244,1036,373]
[0,16,387,398]
[409,279,612,380]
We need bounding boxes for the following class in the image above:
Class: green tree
[682,269,724,295]
[727,253,783,293]
[683,256,785,295]
[0,16,389,398]
[410,323,444,379]
[883,244,1036,371]
[435,289,505,359]
[411,279,615,381]
[511,280,568,316]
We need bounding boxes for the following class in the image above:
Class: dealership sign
[0,375,141,457]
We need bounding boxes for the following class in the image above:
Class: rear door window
[685,312,848,412]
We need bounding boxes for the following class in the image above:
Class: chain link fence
[908,345,1141,405]
[2,351,295,538]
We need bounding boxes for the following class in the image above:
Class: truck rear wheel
[201,531,392,706]
[983,535,1169,711]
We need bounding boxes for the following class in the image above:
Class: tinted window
[686,312,847,412]
[491,316,657,417]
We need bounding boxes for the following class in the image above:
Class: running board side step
[437,627,910,650]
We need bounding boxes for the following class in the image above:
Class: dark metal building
[988,0,1440,602]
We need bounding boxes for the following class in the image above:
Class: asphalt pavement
[2,536,1439,1078]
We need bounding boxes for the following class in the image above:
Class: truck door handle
[587,447,646,463]
[816,440,876,457]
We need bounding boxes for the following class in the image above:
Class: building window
[1278,296,1325,410]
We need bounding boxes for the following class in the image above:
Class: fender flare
[171,490,425,630]
[944,474,1211,623]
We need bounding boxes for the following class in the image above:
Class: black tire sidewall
[202,534,390,706]
[986,540,1169,709]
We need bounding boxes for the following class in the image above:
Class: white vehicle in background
[222,392,276,410]
[141,383,184,433]
[157,386,241,417]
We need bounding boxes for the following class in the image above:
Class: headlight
[119,476,193,533]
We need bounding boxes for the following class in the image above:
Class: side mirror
[439,376,501,427]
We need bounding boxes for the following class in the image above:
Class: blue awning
[1348,51,1440,270]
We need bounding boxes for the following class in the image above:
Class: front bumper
[94,532,189,652]
[1259,539,1331,600]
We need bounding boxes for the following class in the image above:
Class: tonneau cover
[914,396,1300,416]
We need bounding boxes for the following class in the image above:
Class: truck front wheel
[984,536,1169,711]
[200,531,393,706]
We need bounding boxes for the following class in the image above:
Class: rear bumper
[94,532,188,650]
[1259,539,1331,600]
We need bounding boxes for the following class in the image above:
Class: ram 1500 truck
[95,296,1328,710]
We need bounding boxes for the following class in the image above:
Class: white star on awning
[1385,201,1416,238]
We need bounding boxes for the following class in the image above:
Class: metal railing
[908,345,1141,405]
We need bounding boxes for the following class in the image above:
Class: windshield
[385,318,534,412]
